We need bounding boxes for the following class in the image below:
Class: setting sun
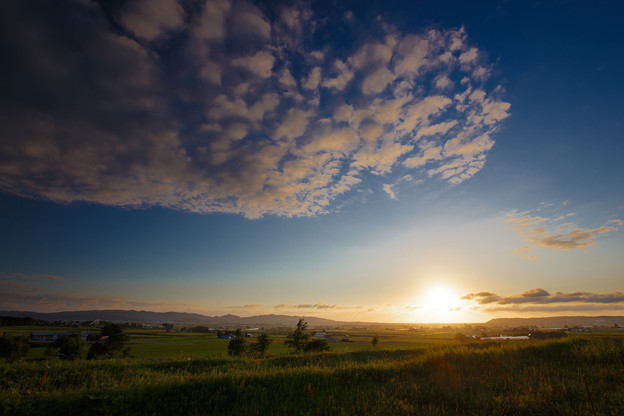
[424,286,460,311]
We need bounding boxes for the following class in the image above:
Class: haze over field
[1,0,623,323]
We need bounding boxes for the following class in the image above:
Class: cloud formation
[462,289,624,310]
[506,207,620,259]
[0,281,192,312]
[0,0,509,218]
[274,303,359,310]
[0,272,65,281]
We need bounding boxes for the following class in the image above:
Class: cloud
[383,184,397,200]
[485,304,624,313]
[521,288,550,298]
[0,272,65,281]
[462,289,624,311]
[505,208,619,258]
[0,282,192,312]
[460,291,501,304]
[121,0,185,41]
[274,302,358,310]
[232,51,275,79]
[228,303,262,309]
[0,1,509,218]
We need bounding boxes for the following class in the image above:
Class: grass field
[1,330,623,415]
[0,326,457,360]
[124,329,454,359]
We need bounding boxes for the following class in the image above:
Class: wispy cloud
[485,304,624,313]
[382,184,397,200]
[274,303,360,310]
[0,283,193,312]
[0,272,65,281]
[505,205,620,259]
[227,304,262,309]
[0,0,509,218]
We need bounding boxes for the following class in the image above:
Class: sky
[0,0,623,323]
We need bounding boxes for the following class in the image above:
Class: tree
[50,335,88,360]
[227,337,247,356]
[88,324,131,359]
[371,335,379,349]
[285,319,309,353]
[249,333,270,357]
[303,338,330,353]
[0,336,30,361]
[455,333,468,343]
[163,323,174,332]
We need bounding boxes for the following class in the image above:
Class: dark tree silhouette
[250,333,271,357]
[0,336,30,361]
[285,319,309,353]
[88,324,131,359]
[371,335,379,349]
[303,338,330,353]
[227,337,247,356]
[50,335,88,360]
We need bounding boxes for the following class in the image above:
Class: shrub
[303,338,330,353]
[227,337,247,356]
[0,336,30,361]
[50,335,88,360]
[285,319,309,353]
[249,333,270,357]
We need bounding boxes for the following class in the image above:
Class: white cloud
[322,60,354,91]
[192,0,230,42]
[415,120,458,139]
[459,47,478,65]
[434,74,453,90]
[383,183,397,199]
[121,0,185,41]
[506,207,620,258]
[230,2,271,41]
[303,66,322,90]
[0,1,510,218]
[275,108,312,140]
[232,51,275,79]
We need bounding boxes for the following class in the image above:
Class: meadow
[1,327,623,415]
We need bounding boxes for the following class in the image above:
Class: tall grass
[1,337,623,415]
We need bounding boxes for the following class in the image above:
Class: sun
[423,286,460,312]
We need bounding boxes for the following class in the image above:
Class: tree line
[0,324,131,361]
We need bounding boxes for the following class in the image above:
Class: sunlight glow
[423,286,461,314]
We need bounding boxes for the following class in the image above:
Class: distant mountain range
[0,310,350,326]
[1,309,623,328]
[485,316,624,328]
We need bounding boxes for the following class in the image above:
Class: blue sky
[0,0,623,322]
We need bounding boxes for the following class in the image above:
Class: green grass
[2,337,623,415]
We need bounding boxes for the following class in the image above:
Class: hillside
[486,315,624,328]
[0,310,346,327]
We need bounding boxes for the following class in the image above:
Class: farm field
[125,329,455,359]
[1,326,458,360]
[1,329,624,415]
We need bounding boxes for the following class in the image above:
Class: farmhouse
[30,332,88,342]
[480,335,530,341]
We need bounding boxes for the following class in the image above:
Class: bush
[50,335,88,360]
[303,338,330,353]
[285,319,309,353]
[87,324,131,359]
[249,333,270,357]
[227,337,247,356]
[371,336,379,349]
[0,336,30,361]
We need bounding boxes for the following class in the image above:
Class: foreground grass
[2,337,623,415]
